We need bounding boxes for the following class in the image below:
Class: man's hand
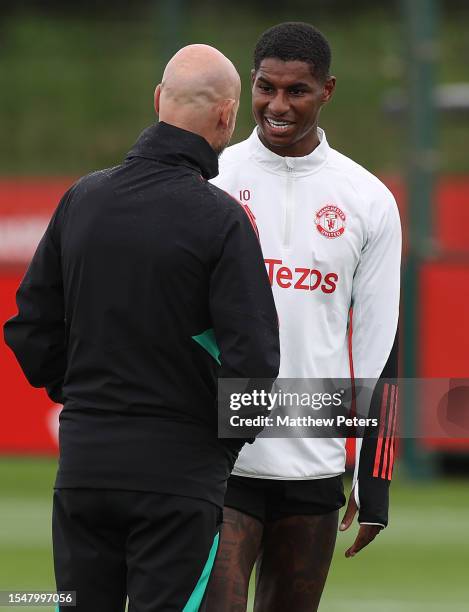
[339,490,382,558]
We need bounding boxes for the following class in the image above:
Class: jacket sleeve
[350,188,401,527]
[3,191,71,404]
[209,202,280,381]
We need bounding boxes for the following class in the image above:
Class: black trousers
[52,489,221,612]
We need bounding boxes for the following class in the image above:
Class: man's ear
[154,84,161,114]
[322,76,336,104]
[251,68,256,88]
[219,98,236,129]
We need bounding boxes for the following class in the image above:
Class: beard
[213,136,230,157]
[213,118,236,156]
[215,144,227,157]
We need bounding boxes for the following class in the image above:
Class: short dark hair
[253,22,331,82]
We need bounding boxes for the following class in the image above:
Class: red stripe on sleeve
[387,387,399,480]
[381,385,396,479]
[220,189,260,239]
[241,203,259,239]
[373,383,389,478]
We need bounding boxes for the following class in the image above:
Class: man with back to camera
[3,44,280,612]
[206,23,401,611]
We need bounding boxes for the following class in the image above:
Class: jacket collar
[248,126,329,176]
[126,122,219,180]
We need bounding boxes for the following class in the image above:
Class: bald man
[4,45,279,612]
[155,44,241,154]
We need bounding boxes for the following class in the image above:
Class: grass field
[0,457,468,611]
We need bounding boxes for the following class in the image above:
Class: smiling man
[206,23,401,611]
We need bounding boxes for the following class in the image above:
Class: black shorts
[224,474,346,523]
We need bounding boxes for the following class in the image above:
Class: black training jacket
[4,122,280,507]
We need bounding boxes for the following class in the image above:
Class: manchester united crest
[315,205,346,239]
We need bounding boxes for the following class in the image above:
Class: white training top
[211,127,401,483]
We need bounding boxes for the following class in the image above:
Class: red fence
[0,179,74,454]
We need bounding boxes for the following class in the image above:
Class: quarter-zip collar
[248,126,329,176]
[126,121,219,180]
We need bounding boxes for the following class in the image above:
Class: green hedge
[1,6,468,175]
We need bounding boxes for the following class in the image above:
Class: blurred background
[0,1,468,610]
